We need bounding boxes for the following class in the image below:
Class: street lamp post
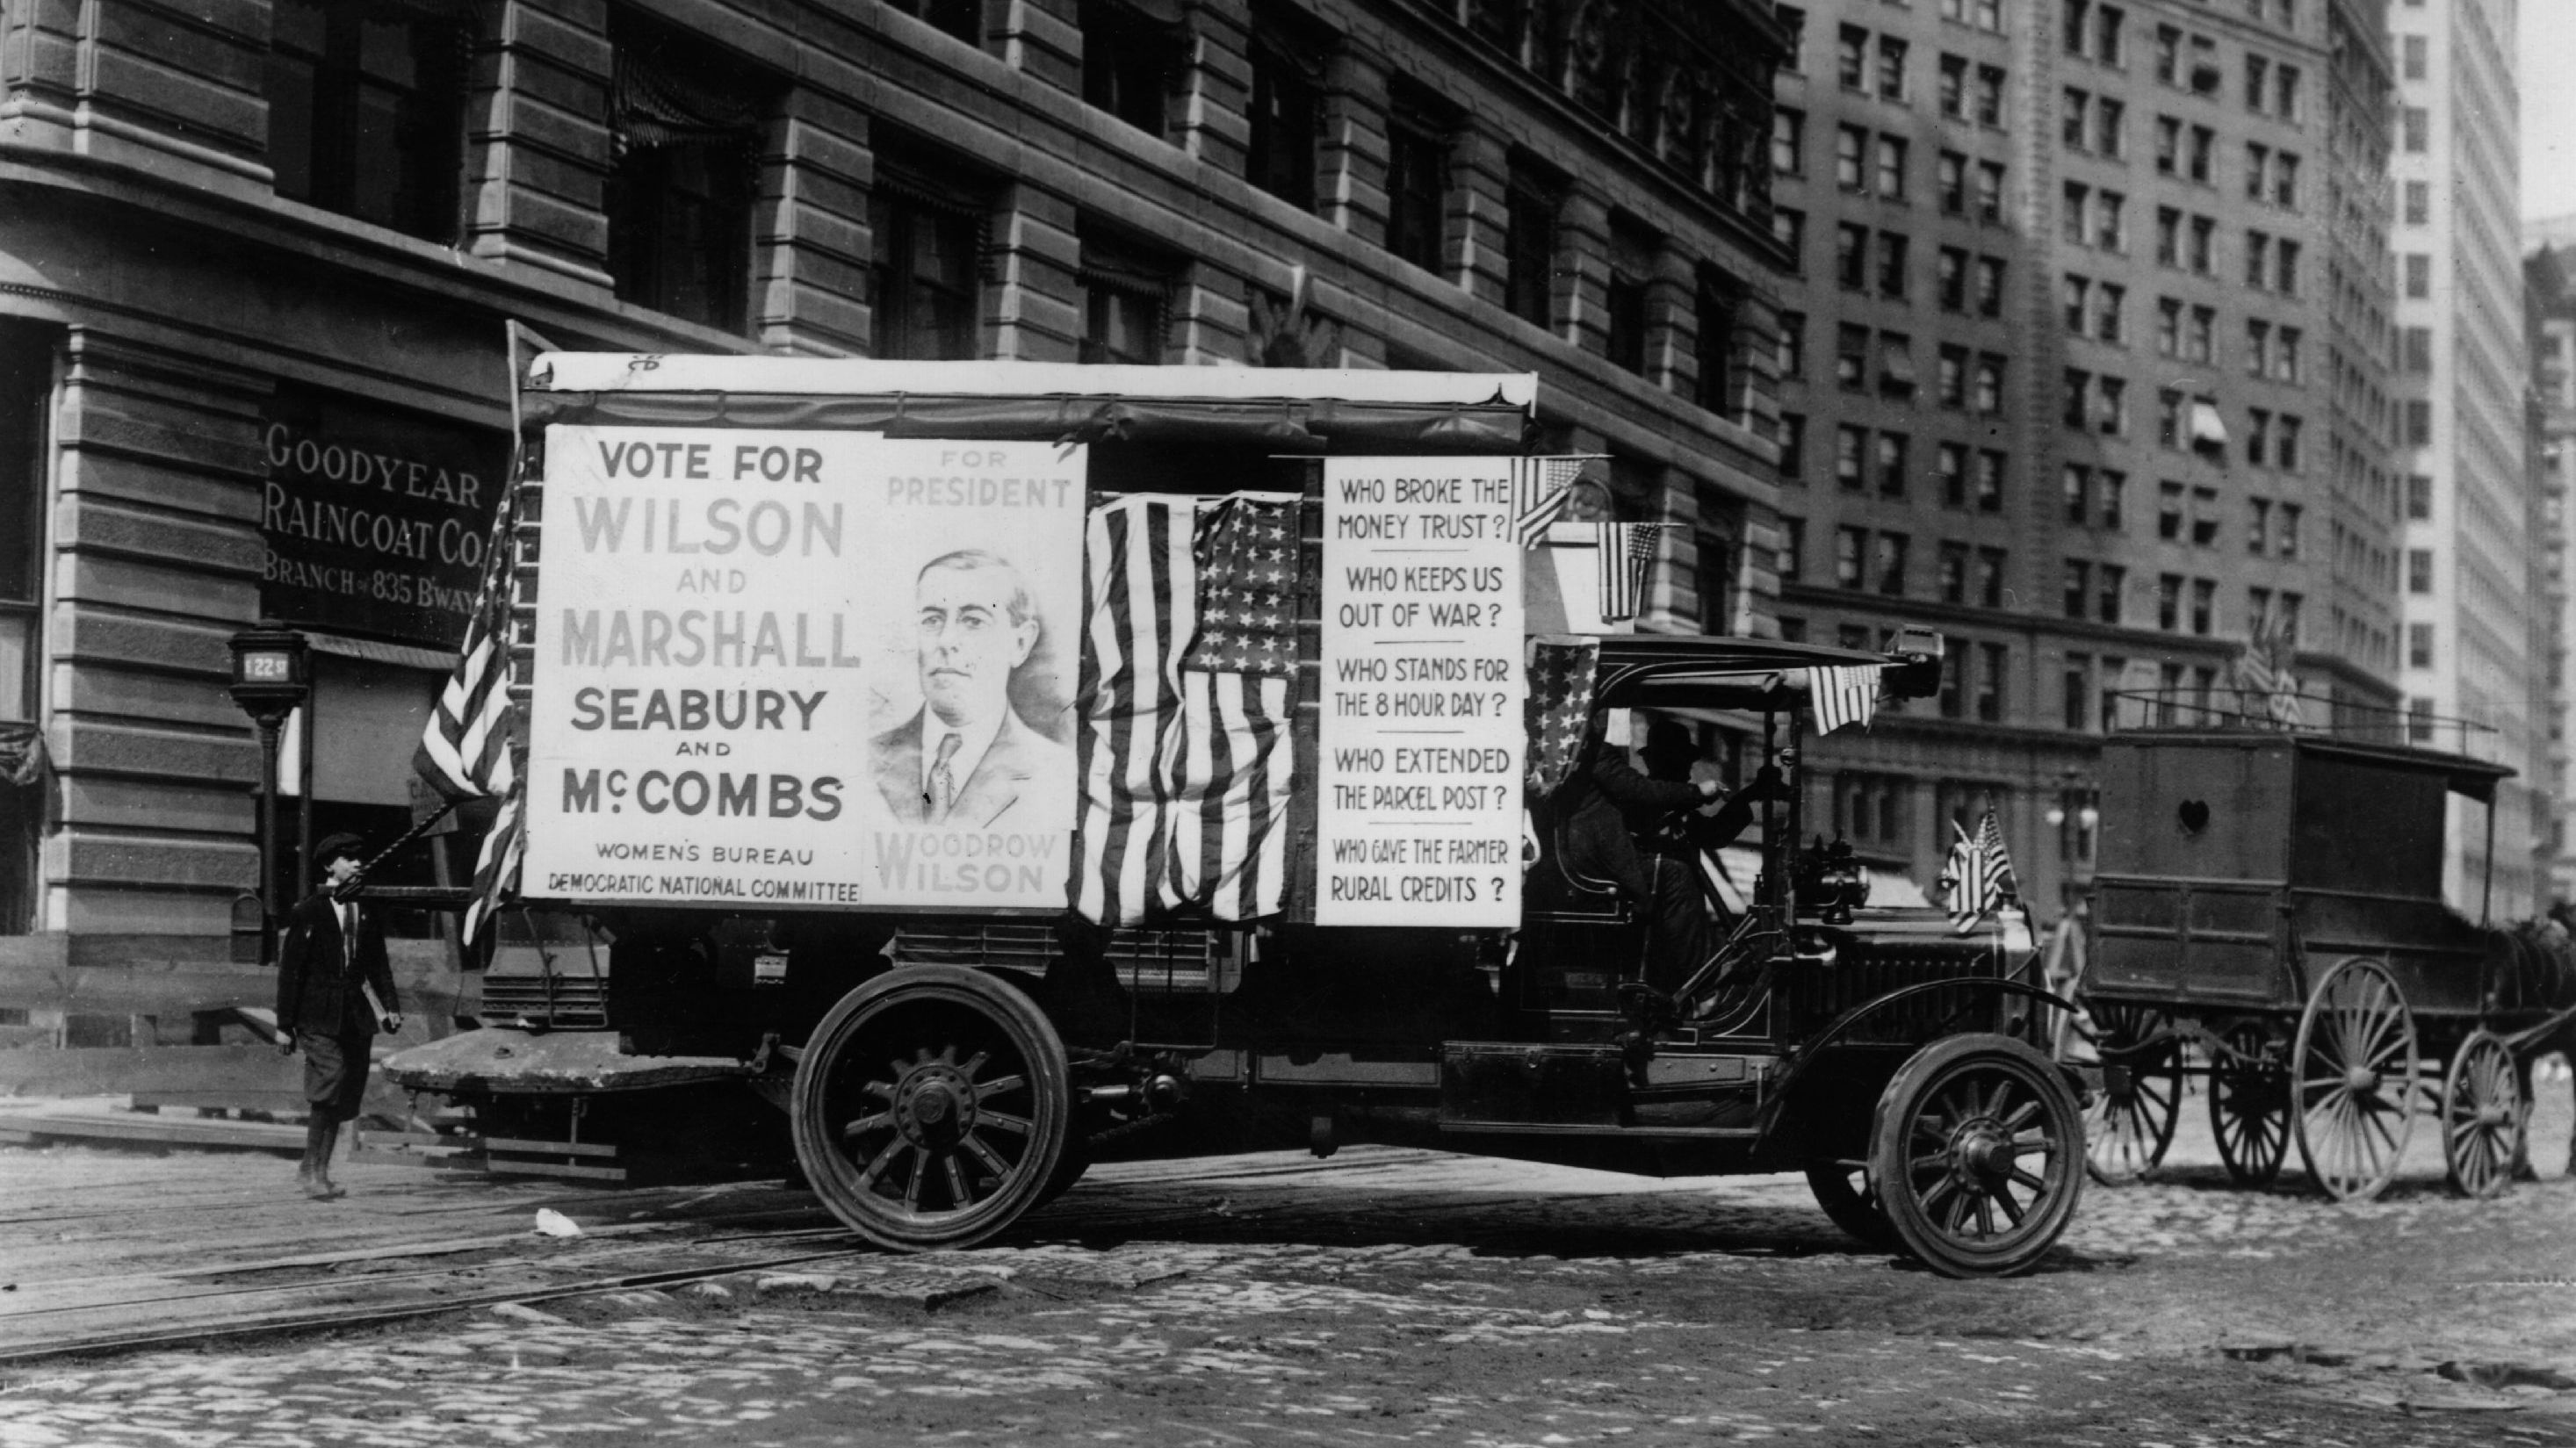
[225,630,310,963]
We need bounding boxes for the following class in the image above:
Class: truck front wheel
[790,963,1071,1250]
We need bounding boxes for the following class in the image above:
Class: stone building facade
[0,0,1788,1016]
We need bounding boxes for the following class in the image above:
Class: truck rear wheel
[790,963,1070,1250]
[1870,1034,2085,1279]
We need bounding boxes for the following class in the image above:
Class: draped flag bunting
[1169,495,1298,919]
[412,452,523,947]
[1523,637,1600,796]
[1806,666,1879,736]
[1075,493,1299,926]
[1512,457,1587,549]
[413,321,552,947]
[1596,522,1663,622]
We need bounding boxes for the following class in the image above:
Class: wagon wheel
[1870,1034,2086,1279]
[2068,1002,2183,1185]
[1803,1159,1901,1252]
[2441,1029,2525,1199]
[2207,1022,2291,1187]
[790,964,1070,1250]
[2290,958,2418,1203]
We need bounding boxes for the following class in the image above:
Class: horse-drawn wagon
[2069,720,2576,1200]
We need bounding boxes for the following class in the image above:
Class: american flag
[1512,457,1587,549]
[1074,493,1298,926]
[1597,522,1663,623]
[1939,810,2016,934]
[411,457,523,947]
[2232,613,2284,721]
[1806,665,1879,735]
[1522,637,1599,796]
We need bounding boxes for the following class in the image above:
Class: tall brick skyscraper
[1771,0,2409,911]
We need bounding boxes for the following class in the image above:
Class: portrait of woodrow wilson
[871,549,1077,827]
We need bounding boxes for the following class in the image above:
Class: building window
[1697,528,1736,631]
[1383,87,1454,273]
[1937,247,1966,310]
[1876,134,1909,199]
[2406,472,2432,519]
[1938,345,1968,408]
[1836,526,1866,587]
[2408,622,2434,669]
[2065,465,2091,525]
[1083,0,1176,134]
[1974,256,2004,315]
[1877,232,1909,299]
[2405,181,2428,225]
[605,16,772,335]
[1836,423,1867,487]
[1779,518,1804,583]
[2064,558,2090,617]
[1836,223,1869,290]
[2407,549,2432,594]
[1973,64,2004,125]
[1696,270,1743,417]
[1975,450,2005,511]
[1078,227,1172,364]
[1838,25,1868,90]
[1780,413,1807,480]
[1837,324,1870,389]
[1247,25,1325,209]
[1777,310,1806,379]
[2406,253,2431,299]
[1880,35,1911,100]
[0,327,39,933]
[1875,429,1909,495]
[2099,472,2125,530]
[1976,548,2006,608]
[1976,643,2006,721]
[1878,330,1917,398]
[265,0,471,242]
[1937,443,1968,507]
[1973,354,2003,414]
[1604,218,1656,375]
[1939,54,1967,119]
[869,145,986,361]
[1937,150,1966,213]
[2402,106,2428,153]
[1837,124,1869,191]
[2098,565,2125,623]
[1773,207,1806,265]
[1773,108,1807,176]
[1974,162,2004,223]
[1939,542,1969,603]
[1504,160,1561,328]
[1874,532,1909,594]
[888,0,982,42]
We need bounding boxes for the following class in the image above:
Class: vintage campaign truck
[386,356,2083,1277]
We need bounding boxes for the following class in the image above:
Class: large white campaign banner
[1315,457,1524,927]
[525,427,1086,911]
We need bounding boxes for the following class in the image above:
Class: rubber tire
[1871,1034,2087,1279]
[1804,1160,1901,1251]
[790,963,1070,1250]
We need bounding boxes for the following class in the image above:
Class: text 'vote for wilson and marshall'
[1316,458,1525,928]
[523,428,1086,911]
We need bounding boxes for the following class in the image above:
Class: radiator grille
[1772,943,2004,1043]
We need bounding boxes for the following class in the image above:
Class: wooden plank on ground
[0,1045,305,1099]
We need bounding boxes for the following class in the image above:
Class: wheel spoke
[959,1049,991,1080]
[1973,1193,1997,1238]
[1920,1173,1962,1216]
[841,1111,893,1141]
[1992,1183,2027,1227]
[856,1135,909,1189]
[2002,1098,2041,1133]
[942,1150,974,1207]
[958,1128,1013,1179]
[1909,1150,1952,1174]
[2008,1165,2048,1193]
[978,1109,1034,1137]
[901,1149,928,1211]
[975,1074,1027,1102]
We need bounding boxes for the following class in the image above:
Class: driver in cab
[1555,714,1783,997]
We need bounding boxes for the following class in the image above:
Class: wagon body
[2087,731,2507,1030]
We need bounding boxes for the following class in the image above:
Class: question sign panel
[1315,457,1525,927]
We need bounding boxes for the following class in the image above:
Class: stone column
[753,93,871,356]
[1448,126,1511,307]
[988,182,1083,362]
[1317,45,1389,241]
[463,0,616,290]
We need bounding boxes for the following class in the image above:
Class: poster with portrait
[523,427,1086,911]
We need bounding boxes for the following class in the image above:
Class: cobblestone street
[0,1077,2572,1447]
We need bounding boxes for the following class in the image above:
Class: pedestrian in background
[275,832,400,1199]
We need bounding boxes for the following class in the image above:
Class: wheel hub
[893,1063,977,1147]
[1952,1121,2017,1183]
[2343,1063,2381,1096]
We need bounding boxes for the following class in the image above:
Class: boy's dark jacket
[275,892,398,1035]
